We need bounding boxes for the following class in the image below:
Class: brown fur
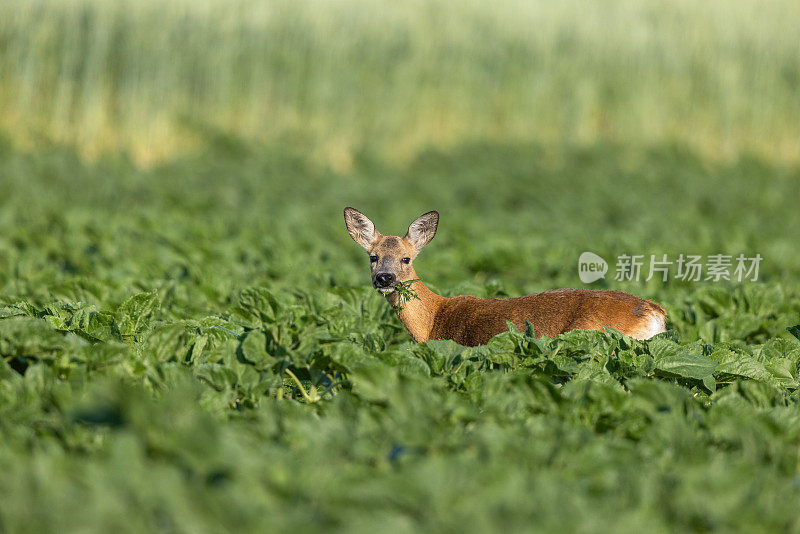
[344,207,667,347]
[428,288,666,345]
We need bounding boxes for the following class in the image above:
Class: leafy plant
[393,278,421,311]
[0,137,799,532]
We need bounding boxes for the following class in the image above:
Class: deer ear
[344,207,380,250]
[405,210,438,250]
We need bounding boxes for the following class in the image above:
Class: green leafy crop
[392,278,421,311]
[0,140,799,533]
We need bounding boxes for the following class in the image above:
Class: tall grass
[1,0,799,166]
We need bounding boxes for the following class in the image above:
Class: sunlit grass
[1,0,799,166]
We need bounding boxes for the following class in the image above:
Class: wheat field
[1,0,799,166]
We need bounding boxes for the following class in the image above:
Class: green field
[2,0,800,532]
[2,0,800,165]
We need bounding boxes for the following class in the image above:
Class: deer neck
[384,271,446,343]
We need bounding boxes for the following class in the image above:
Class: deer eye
[401,257,411,264]
[369,255,378,263]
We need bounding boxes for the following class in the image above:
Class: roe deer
[344,207,666,346]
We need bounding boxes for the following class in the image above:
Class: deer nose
[375,273,396,287]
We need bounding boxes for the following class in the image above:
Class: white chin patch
[377,288,395,294]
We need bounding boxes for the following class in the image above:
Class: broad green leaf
[116,290,160,338]
[711,348,774,383]
[240,330,276,370]
[649,337,716,381]
[143,323,195,363]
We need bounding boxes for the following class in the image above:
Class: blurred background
[2,0,800,166]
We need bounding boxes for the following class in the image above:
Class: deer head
[343,207,438,294]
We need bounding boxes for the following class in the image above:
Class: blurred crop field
[3,0,800,165]
[2,0,800,532]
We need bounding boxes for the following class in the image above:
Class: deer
[343,207,667,347]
